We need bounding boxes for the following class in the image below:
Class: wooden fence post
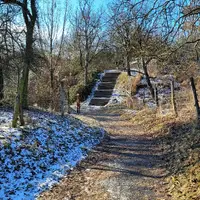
[190,77,200,123]
[171,80,178,117]
[66,86,70,114]
[154,85,159,107]
[60,80,66,117]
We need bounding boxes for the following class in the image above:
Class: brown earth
[38,107,169,200]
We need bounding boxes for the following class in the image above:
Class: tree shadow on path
[81,109,170,199]
[91,135,167,179]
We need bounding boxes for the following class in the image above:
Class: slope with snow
[0,109,105,200]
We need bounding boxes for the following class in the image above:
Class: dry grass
[115,72,130,92]
[119,77,200,200]
[125,96,144,110]
[115,72,143,109]
[121,85,200,200]
[165,157,200,200]
[130,74,142,95]
[161,123,200,200]
[115,72,142,95]
[130,107,175,136]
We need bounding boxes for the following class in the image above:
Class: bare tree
[0,3,22,102]
[38,0,68,110]
[108,0,172,98]
[1,0,38,127]
[71,0,103,86]
[0,5,11,101]
[108,1,135,76]
[0,16,6,100]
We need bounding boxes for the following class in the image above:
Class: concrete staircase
[89,71,121,106]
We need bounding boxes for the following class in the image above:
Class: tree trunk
[79,49,83,68]
[50,68,54,90]
[12,21,34,126]
[0,66,4,101]
[60,81,66,117]
[50,68,54,110]
[12,59,29,127]
[9,0,37,127]
[12,65,29,127]
[84,65,88,87]
[20,25,33,109]
[84,27,89,87]
[66,86,70,114]
[12,94,20,128]
[190,77,200,123]
[126,51,131,76]
[21,66,29,108]
[142,58,154,99]
[84,51,89,87]
[12,93,24,128]
[195,42,200,66]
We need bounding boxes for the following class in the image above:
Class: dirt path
[38,108,167,200]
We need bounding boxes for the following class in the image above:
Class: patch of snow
[82,72,104,107]
[123,109,137,115]
[130,68,142,76]
[0,109,105,200]
[104,70,121,73]
[140,78,147,85]
[130,71,138,76]
[106,92,125,106]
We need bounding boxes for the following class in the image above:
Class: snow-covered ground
[106,89,125,106]
[0,108,105,200]
[76,73,104,112]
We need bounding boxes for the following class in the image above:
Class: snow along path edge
[0,109,105,200]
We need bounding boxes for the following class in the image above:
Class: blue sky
[70,0,112,11]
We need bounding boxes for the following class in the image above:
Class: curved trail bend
[39,107,167,200]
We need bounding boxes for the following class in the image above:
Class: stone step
[89,71,121,106]
[103,72,120,78]
[93,90,113,98]
[101,76,118,82]
[89,98,110,106]
[98,83,115,90]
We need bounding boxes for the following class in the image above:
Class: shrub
[69,70,100,103]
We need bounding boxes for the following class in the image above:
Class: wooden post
[76,93,81,114]
[142,88,145,105]
[171,80,178,117]
[60,80,66,117]
[66,86,70,114]
[154,85,159,107]
[190,77,200,123]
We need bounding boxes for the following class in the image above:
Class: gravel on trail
[38,108,168,200]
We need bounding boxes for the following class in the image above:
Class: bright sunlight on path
[39,107,168,200]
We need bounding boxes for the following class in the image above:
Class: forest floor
[38,106,169,200]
